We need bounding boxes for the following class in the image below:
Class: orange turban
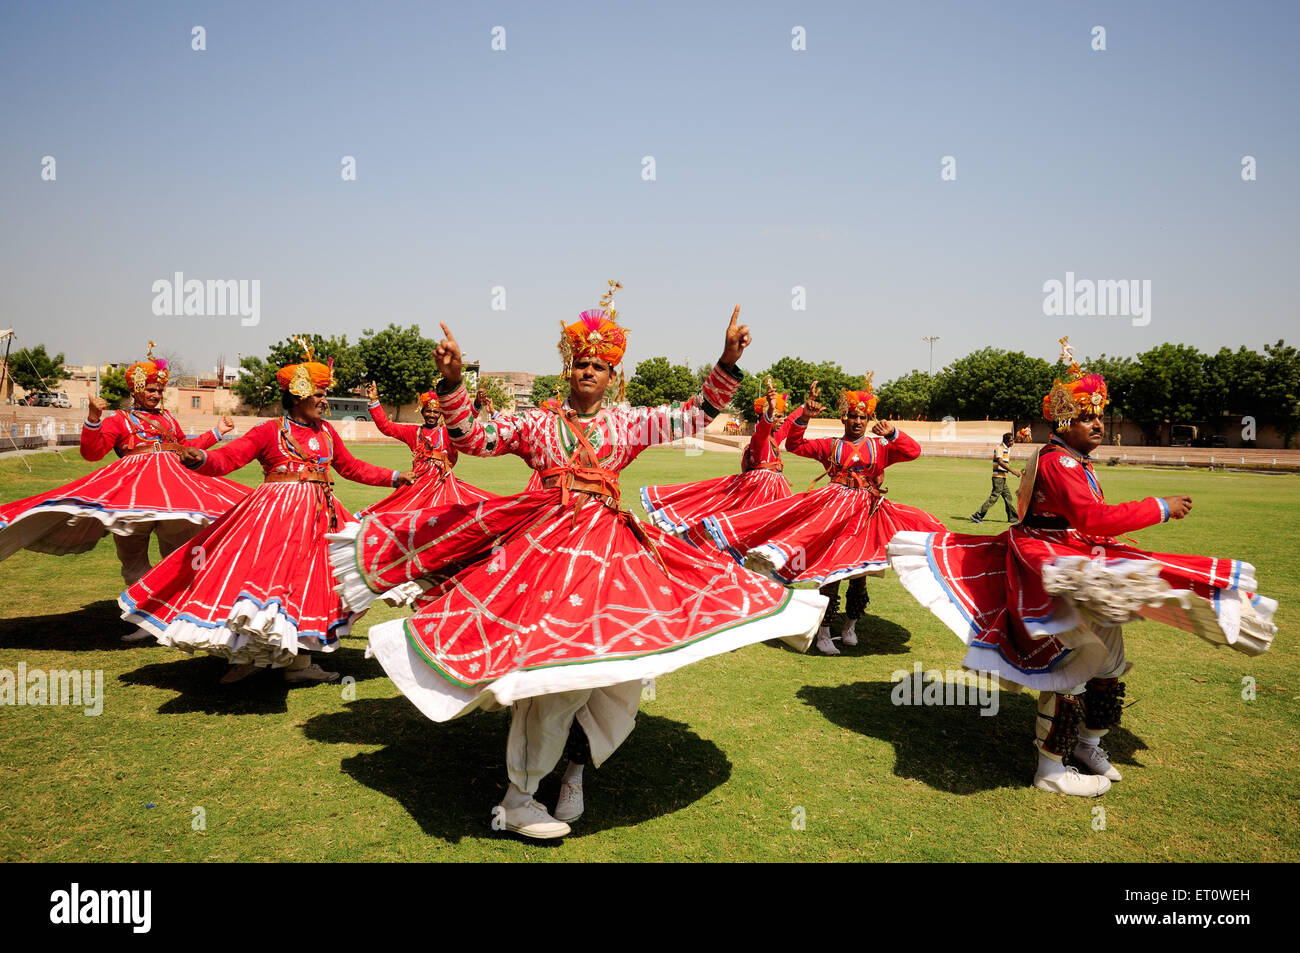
[276,336,336,398]
[839,390,878,417]
[276,361,334,397]
[126,342,169,392]
[1042,337,1108,429]
[561,309,628,369]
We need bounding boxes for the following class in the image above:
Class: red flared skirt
[119,482,354,665]
[887,526,1278,691]
[359,470,496,518]
[641,468,791,535]
[694,482,944,585]
[0,452,249,562]
[330,487,826,718]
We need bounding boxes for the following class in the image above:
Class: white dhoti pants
[1036,623,1127,756]
[506,682,642,794]
[113,521,195,586]
[1065,622,1127,693]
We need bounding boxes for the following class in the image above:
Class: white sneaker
[1034,765,1112,797]
[1074,743,1123,781]
[283,663,341,684]
[500,798,571,839]
[814,627,840,655]
[554,780,584,822]
[121,626,153,643]
[840,619,858,646]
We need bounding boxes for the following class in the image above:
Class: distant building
[484,370,538,410]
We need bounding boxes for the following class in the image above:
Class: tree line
[621,342,1300,447]
[231,327,513,419]
[11,335,1300,447]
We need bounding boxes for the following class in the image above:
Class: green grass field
[1,443,1296,862]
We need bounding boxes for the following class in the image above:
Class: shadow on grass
[763,613,912,657]
[303,697,732,843]
[0,599,141,651]
[842,615,912,657]
[798,681,1148,794]
[118,646,384,715]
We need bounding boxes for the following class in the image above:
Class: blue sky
[2,0,1296,383]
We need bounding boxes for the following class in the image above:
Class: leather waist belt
[831,473,871,489]
[1020,514,1069,530]
[540,468,621,507]
[125,443,183,455]
[264,471,332,485]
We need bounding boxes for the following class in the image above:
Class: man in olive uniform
[970,432,1021,523]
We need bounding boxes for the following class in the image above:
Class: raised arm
[172,411,225,450]
[184,428,222,450]
[628,361,743,454]
[783,420,833,463]
[435,380,532,458]
[748,410,774,454]
[367,400,419,450]
[784,382,832,462]
[79,401,122,461]
[772,409,799,447]
[430,322,534,459]
[626,305,749,453]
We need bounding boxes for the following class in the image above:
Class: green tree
[1125,343,1206,444]
[765,356,859,408]
[531,374,568,407]
[1084,354,1137,422]
[476,375,513,412]
[99,368,132,408]
[626,357,697,407]
[1201,346,1267,423]
[931,348,1054,422]
[9,344,69,393]
[876,370,934,420]
[232,356,279,415]
[356,324,437,421]
[1263,339,1300,448]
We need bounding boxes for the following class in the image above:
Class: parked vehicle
[324,396,373,421]
[1171,424,1197,447]
[20,392,72,408]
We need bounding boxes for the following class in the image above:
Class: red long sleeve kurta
[883,434,1266,692]
[743,411,797,469]
[1,410,245,563]
[368,402,459,475]
[81,409,220,461]
[191,418,398,486]
[784,420,922,478]
[1026,440,1168,536]
[697,420,941,584]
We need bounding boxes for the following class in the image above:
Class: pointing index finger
[729,306,740,327]
[439,322,455,342]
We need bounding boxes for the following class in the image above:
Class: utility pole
[0,330,14,403]
[922,335,940,375]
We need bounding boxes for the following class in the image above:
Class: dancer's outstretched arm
[432,323,535,458]
[626,306,749,455]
